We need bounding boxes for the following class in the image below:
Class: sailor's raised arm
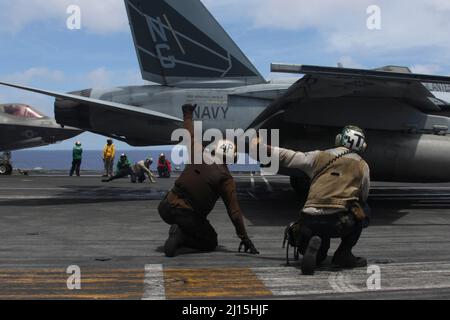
[275,147,319,176]
[182,104,199,164]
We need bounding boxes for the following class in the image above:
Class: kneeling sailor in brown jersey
[158,104,259,257]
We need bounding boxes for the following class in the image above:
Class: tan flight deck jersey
[132,160,153,178]
[166,111,248,239]
[275,146,370,215]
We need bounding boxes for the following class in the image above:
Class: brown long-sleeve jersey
[167,110,248,239]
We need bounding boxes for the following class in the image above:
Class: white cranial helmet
[212,139,237,164]
[335,125,367,154]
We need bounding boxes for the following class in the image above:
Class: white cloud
[203,0,368,30]
[3,0,450,58]
[4,67,65,84]
[410,64,442,75]
[204,0,450,56]
[84,68,145,88]
[1,66,144,98]
[0,0,128,34]
[337,56,365,69]
[86,67,112,88]
[124,70,148,85]
[77,0,128,34]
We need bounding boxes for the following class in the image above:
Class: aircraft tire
[0,164,8,175]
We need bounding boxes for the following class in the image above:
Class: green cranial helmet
[335,125,367,154]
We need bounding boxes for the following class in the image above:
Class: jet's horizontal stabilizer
[125,0,265,86]
[271,64,450,84]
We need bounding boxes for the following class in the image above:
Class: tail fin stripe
[221,53,233,77]
[137,45,229,74]
[171,27,230,61]
[140,9,230,62]
[172,59,229,73]
[162,14,186,55]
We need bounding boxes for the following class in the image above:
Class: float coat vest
[304,150,367,211]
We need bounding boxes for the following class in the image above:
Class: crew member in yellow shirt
[103,139,115,177]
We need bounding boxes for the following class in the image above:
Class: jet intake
[54,97,179,146]
[54,99,91,129]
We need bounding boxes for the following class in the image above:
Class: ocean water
[10,150,260,172]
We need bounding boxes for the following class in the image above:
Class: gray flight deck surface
[0,173,449,300]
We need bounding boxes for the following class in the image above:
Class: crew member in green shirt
[70,141,83,177]
[103,153,136,182]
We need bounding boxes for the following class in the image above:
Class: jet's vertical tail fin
[124,0,266,86]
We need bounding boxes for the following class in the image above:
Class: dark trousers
[70,159,81,176]
[136,172,146,183]
[298,211,363,263]
[108,167,136,182]
[158,198,218,252]
[158,167,170,178]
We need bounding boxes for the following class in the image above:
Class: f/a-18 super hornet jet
[2,0,450,187]
[0,103,82,175]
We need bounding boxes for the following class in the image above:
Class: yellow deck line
[0,268,145,300]
[163,267,272,299]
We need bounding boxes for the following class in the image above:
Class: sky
[1,0,450,150]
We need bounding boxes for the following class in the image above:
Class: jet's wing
[0,81,182,122]
[0,81,183,146]
[249,64,450,133]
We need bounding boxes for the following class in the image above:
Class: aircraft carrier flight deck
[0,173,449,300]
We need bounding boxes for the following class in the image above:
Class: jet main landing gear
[0,152,13,175]
[0,161,12,175]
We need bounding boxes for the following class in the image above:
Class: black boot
[332,249,367,268]
[301,236,322,275]
[164,225,185,257]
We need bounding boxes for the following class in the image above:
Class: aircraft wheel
[0,164,8,175]
[290,176,310,207]
[0,162,13,175]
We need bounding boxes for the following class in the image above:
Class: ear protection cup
[360,142,367,154]
[335,134,342,147]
